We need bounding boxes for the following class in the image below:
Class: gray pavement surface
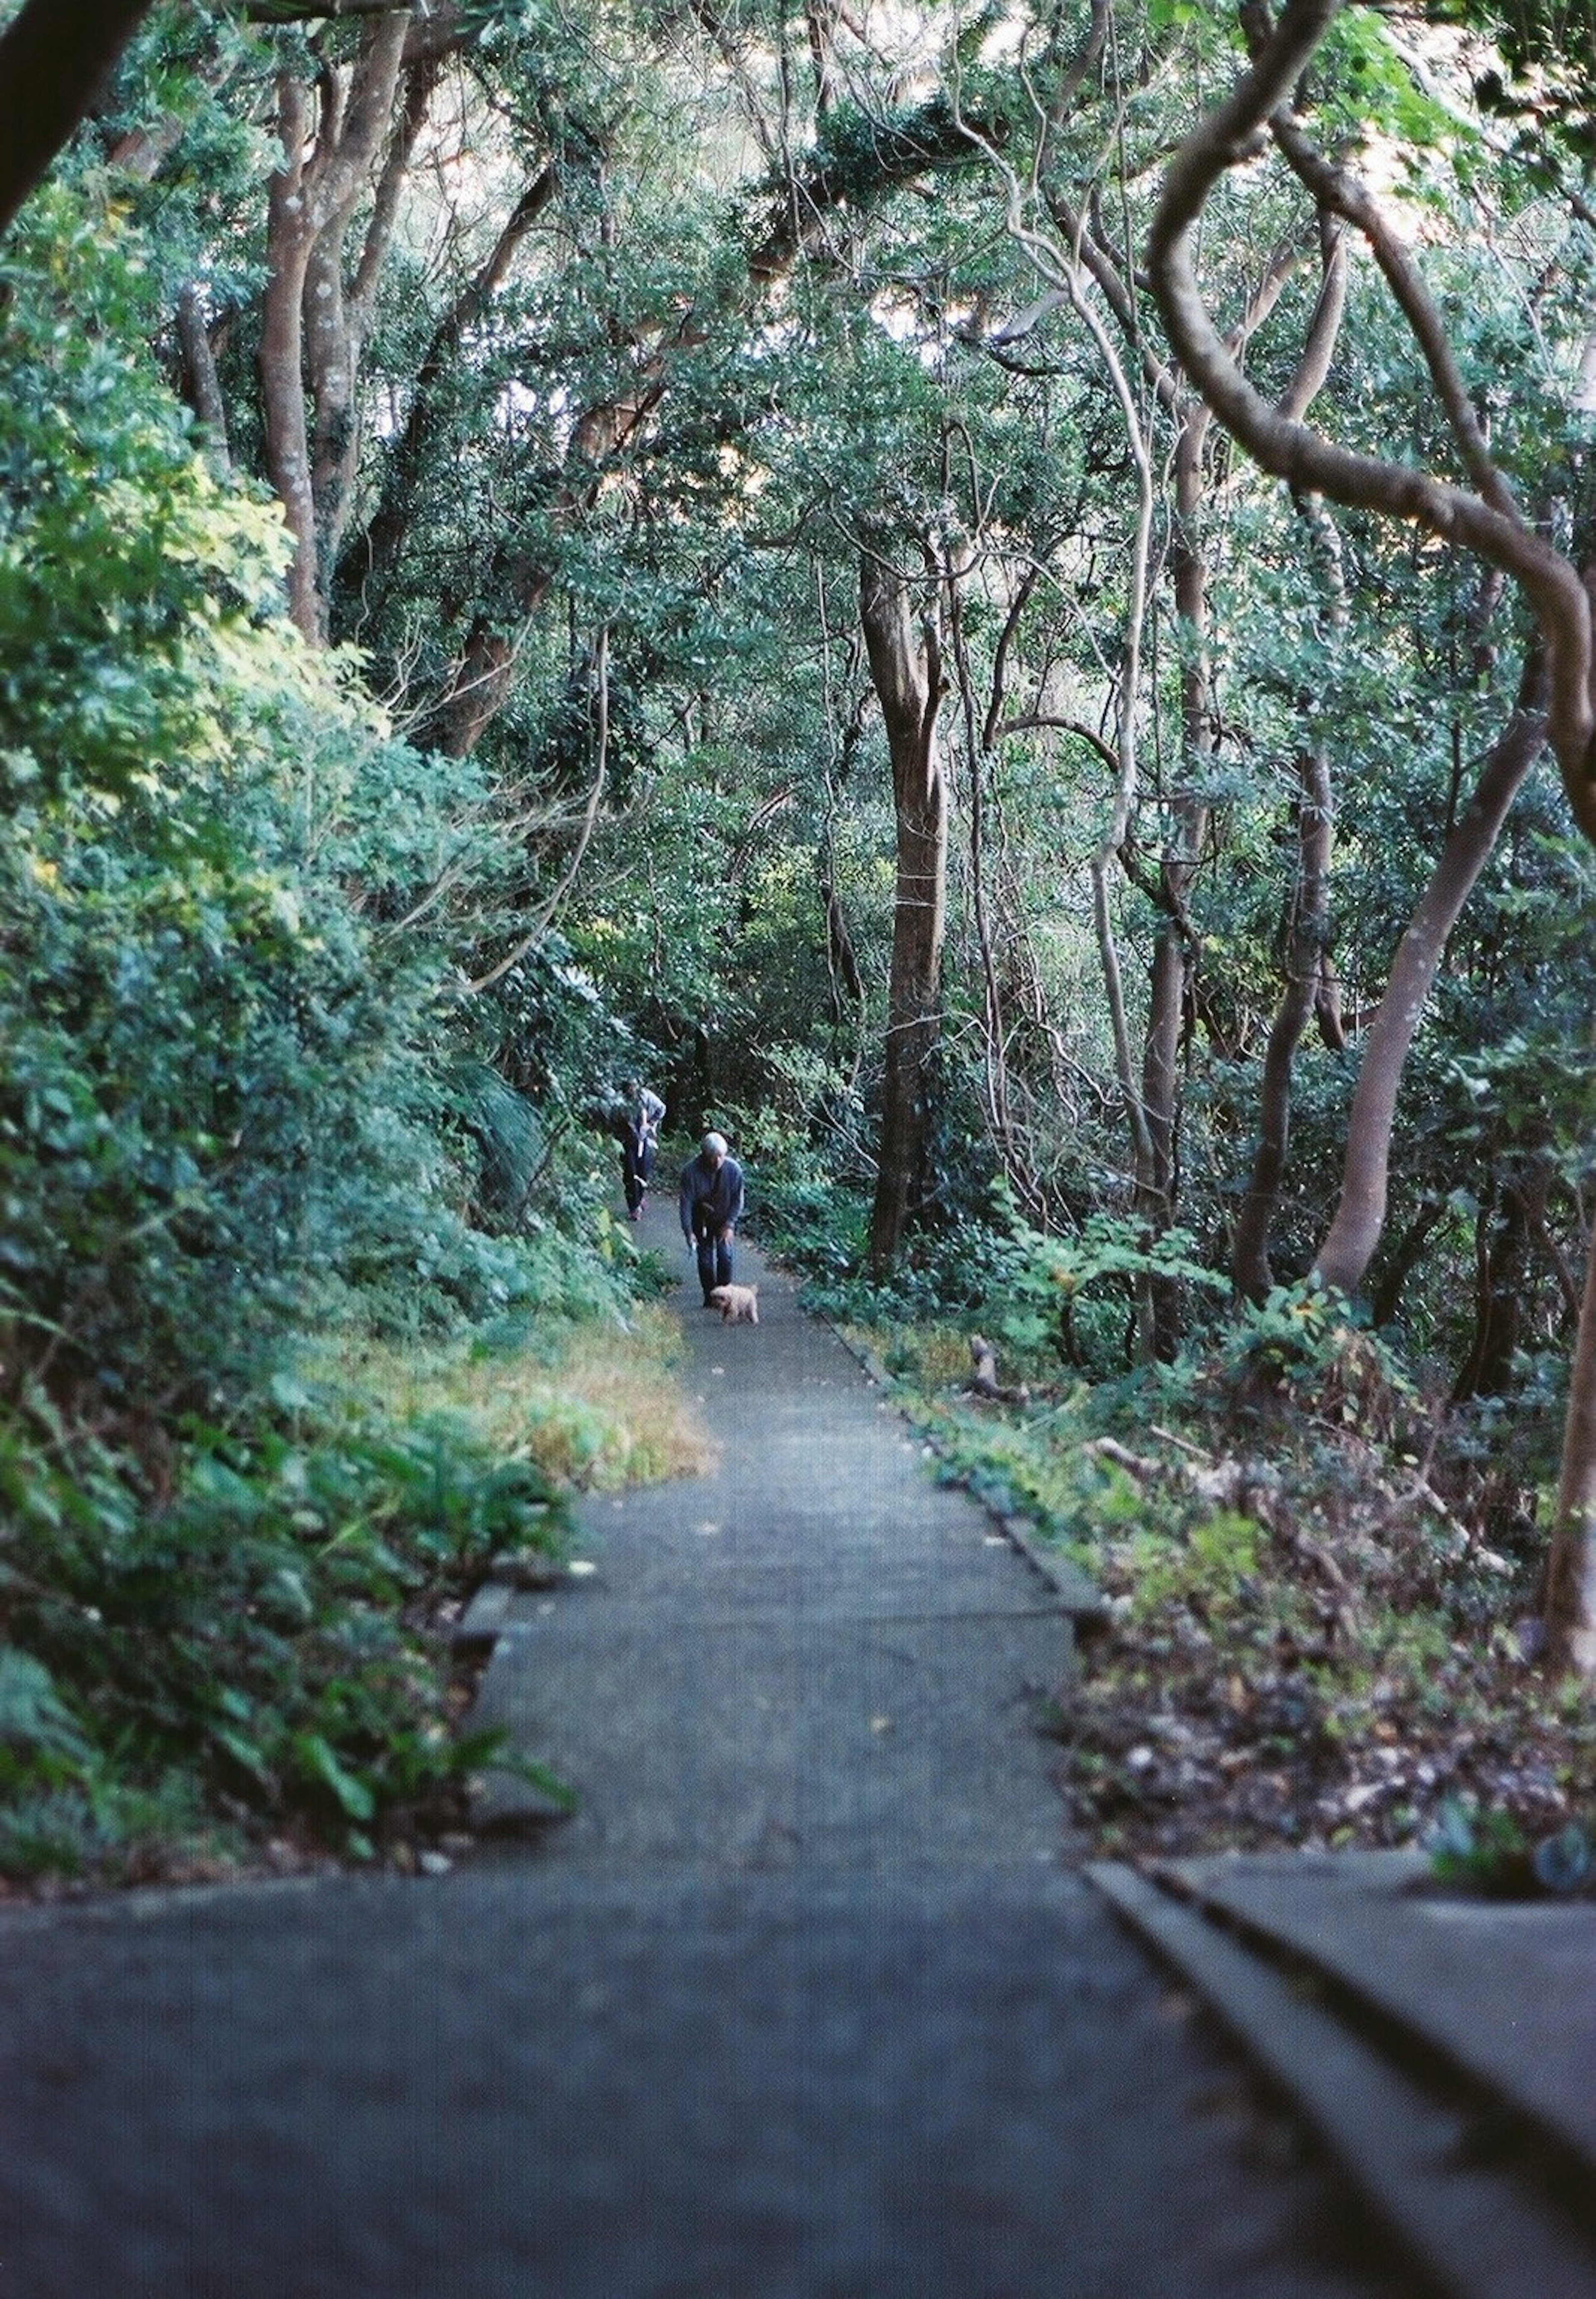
[469,1197,1076,1868]
[1,1200,1432,2296]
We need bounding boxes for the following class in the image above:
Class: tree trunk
[1547,1222,1596,1671]
[1368,1196,1446,1330]
[1145,0,1596,1665]
[426,387,659,754]
[1313,676,1546,1293]
[1234,480,1345,1303]
[0,0,155,241]
[175,283,231,470]
[334,160,557,634]
[260,72,321,640]
[1138,410,1213,1351]
[1452,1179,1531,1402]
[860,551,947,1278]
[1140,225,1344,1343]
[259,21,407,644]
[305,47,433,639]
[1232,743,1334,1301]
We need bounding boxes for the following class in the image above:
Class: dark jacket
[679,1152,744,1242]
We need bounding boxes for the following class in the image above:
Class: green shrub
[0,1396,569,1878]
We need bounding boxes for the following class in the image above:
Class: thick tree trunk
[259,21,407,644]
[0,0,155,240]
[305,48,432,637]
[860,552,947,1279]
[1313,682,1546,1293]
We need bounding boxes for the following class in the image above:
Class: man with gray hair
[679,1131,745,1307]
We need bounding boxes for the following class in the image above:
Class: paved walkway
[470,1197,1077,1867]
[1,1206,1425,2296]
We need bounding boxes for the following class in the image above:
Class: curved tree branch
[1314,657,1549,1294]
[1145,0,1594,822]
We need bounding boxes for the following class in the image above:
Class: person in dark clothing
[679,1131,744,1306]
[618,1078,665,1220]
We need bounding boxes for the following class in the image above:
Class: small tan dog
[708,1283,759,1325]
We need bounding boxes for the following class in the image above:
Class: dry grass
[317,1307,717,1492]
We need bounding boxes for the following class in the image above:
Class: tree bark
[1233,464,1346,1301]
[1140,410,1211,1252]
[1139,392,1222,1355]
[176,282,231,470]
[1231,743,1334,1300]
[860,551,947,1279]
[1369,1197,1446,1331]
[0,0,155,241]
[1313,675,1547,1294]
[1452,1179,1531,1403]
[305,46,437,636]
[259,17,408,643]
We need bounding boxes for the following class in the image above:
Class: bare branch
[1145,0,1595,831]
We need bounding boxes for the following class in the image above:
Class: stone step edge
[1089,1860,1596,2299]
[1151,1849,1596,2195]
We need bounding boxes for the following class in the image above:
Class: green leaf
[293,1733,377,1821]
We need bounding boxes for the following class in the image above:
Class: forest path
[469,1191,1080,1868]
[1,1200,1418,2297]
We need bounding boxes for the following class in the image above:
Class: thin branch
[463,628,610,992]
[1145,0,1594,825]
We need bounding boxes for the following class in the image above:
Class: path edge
[820,1317,1107,1630]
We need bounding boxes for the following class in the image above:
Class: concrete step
[1,1865,1423,2299]
[472,1603,1074,1866]
[1091,1854,1596,2299]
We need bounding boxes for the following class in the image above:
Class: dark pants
[622,1127,654,1215]
[694,1225,732,1301]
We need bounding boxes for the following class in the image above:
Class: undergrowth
[0,1295,710,1898]
[841,1272,1596,1869]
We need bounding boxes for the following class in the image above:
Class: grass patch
[315,1306,716,1491]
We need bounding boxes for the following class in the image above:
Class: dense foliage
[5,0,1596,1880]
[0,184,669,1885]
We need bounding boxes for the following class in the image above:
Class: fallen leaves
[1049,1415,1596,1863]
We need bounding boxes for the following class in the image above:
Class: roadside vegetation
[798,1241,1594,1872]
[5,1,1596,1894]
